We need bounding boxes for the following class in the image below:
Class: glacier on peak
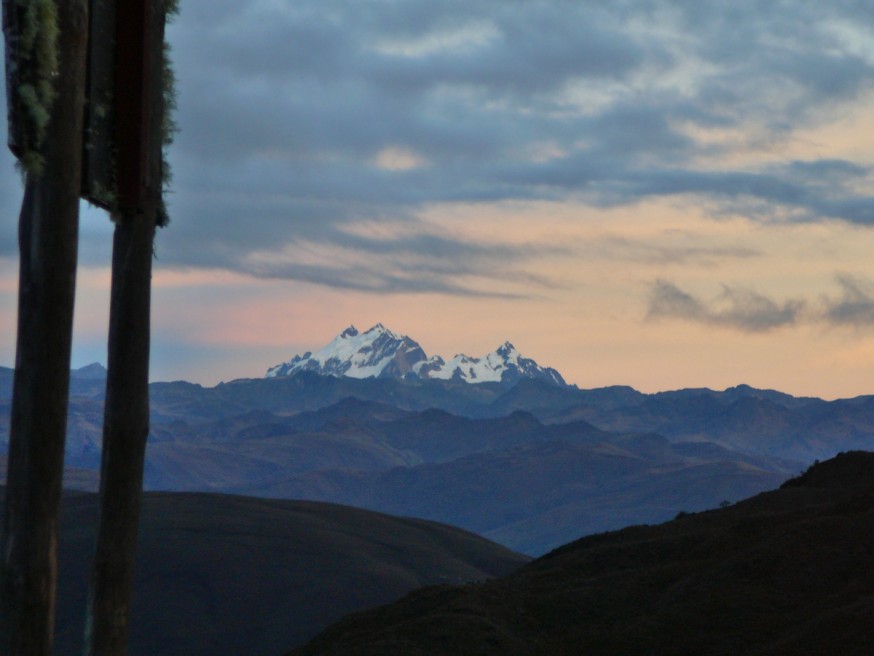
[266,324,567,387]
[266,323,425,380]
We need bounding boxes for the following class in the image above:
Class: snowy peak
[497,341,516,356]
[266,323,427,380]
[267,325,568,387]
[425,341,566,387]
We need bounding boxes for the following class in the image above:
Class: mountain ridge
[266,323,568,387]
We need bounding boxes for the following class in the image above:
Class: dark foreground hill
[291,451,874,656]
[0,489,527,656]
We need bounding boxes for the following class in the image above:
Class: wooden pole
[84,210,156,655]
[84,0,165,652]
[0,0,89,654]
[113,0,152,210]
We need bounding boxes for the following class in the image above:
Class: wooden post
[112,0,153,209]
[0,0,89,654]
[84,0,167,652]
[81,0,117,209]
[84,209,156,655]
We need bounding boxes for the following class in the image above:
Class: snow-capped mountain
[266,324,568,387]
[415,341,566,386]
[266,324,427,379]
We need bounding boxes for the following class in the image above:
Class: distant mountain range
[139,398,791,555]
[266,323,567,387]
[5,344,874,554]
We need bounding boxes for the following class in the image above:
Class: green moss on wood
[7,0,61,174]
[157,0,180,227]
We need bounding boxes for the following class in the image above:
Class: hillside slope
[0,490,528,656]
[291,451,874,656]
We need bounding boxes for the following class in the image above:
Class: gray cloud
[649,275,874,332]
[4,0,874,294]
[822,275,874,326]
[647,280,705,322]
[647,280,804,332]
[236,227,561,298]
[243,261,535,299]
[0,172,22,256]
[586,236,760,266]
[162,219,567,297]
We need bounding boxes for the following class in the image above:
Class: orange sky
[13,181,869,400]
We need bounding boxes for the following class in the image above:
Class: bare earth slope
[0,490,528,656]
[291,451,874,656]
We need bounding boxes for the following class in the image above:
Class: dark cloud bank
[2,0,873,295]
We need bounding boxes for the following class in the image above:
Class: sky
[2,0,874,398]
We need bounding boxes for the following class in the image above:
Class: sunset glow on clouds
[2,0,874,398]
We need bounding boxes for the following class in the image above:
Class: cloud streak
[581,234,761,266]
[647,280,804,332]
[822,275,874,327]
[231,225,568,297]
[649,275,874,332]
